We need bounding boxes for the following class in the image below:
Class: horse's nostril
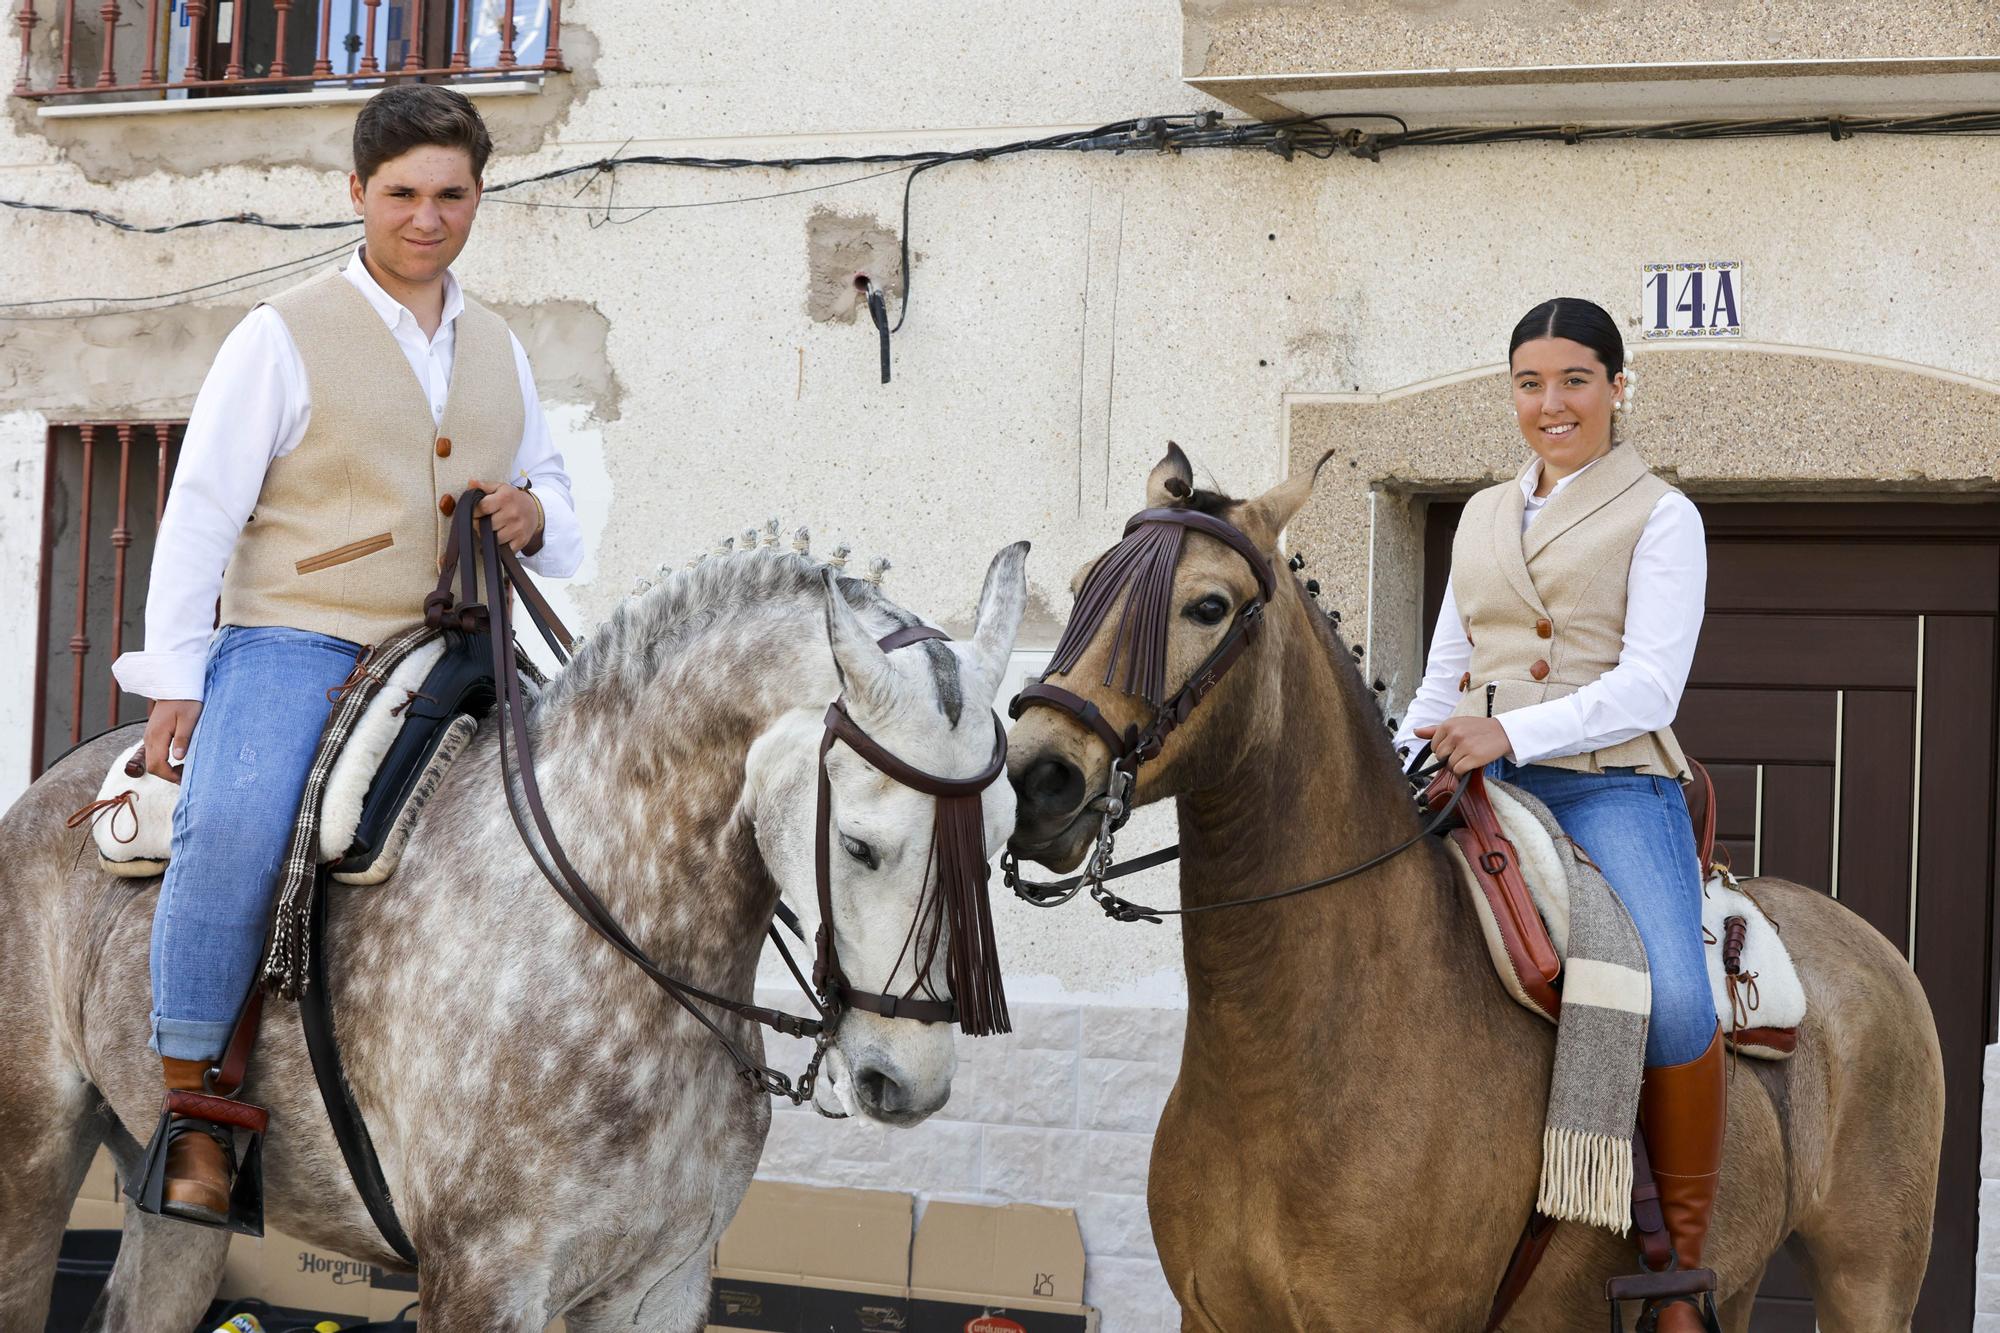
[856,1066,903,1113]
[1016,756,1084,814]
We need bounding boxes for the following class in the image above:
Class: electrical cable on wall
[4,107,1997,332]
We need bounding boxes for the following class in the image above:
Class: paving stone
[1079,1056,1177,1133]
[941,1046,1079,1128]
[1081,1004,1187,1062]
[1086,1255,1179,1333]
[1079,1190,1157,1261]
[982,1125,1091,1202]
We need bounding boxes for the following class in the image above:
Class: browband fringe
[1045,521,1187,706]
[938,792,1011,1036]
[1537,1125,1634,1234]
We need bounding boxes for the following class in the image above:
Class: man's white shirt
[1392,454,1707,768]
[113,248,583,702]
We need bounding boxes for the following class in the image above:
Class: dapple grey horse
[0,536,1029,1333]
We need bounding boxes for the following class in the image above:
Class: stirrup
[129,1088,268,1237]
[1605,1267,1721,1333]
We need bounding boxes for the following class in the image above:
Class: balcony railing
[13,0,564,102]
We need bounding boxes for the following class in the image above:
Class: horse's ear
[1233,449,1336,554]
[821,570,897,715]
[1144,442,1196,508]
[967,541,1030,704]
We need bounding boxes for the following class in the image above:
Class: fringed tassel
[1044,520,1188,707]
[936,793,1010,1036]
[1537,1125,1634,1234]
[260,874,316,1001]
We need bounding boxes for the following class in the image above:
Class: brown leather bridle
[815,625,1011,1037]
[1003,500,1466,922]
[430,493,1013,1106]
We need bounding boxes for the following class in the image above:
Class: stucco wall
[3,1,1998,1327]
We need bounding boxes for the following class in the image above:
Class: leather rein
[429,491,1009,1105]
[1001,503,1467,923]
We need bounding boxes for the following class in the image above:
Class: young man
[112,84,582,1223]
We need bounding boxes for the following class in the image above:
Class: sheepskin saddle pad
[75,638,482,887]
[1444,777,1804,1061]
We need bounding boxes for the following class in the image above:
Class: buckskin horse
[0,535,1028,1332]
[1003,446,1943,1331]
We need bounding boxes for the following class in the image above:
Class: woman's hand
[142,699,202,784]
[469,478,543,552]
[1413,716,1514,776]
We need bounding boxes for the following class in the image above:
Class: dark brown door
[1423,500,2000,1331]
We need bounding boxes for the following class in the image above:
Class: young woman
[1393,297,1722,1331]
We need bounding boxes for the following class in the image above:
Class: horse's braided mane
[537,537,918,711]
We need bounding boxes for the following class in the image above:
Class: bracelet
[527,488,545,534]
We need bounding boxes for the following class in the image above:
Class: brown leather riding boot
[1639,1025,1727,1333]
[160,1056,233,1223]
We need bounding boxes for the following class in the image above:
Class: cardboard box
[908,1202,1094,1333]
[66,1196,123,1233]
[216,1233,264,1303]
[710,1182,914,1332]
[81,1146,119,1203]
[706,1184,1097,1333]
[255,1228,378,1318]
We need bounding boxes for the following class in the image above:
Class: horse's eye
[1186,595,1230,626]
[840,833,879,870]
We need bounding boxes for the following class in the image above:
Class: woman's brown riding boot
[160,1056,234,1223]
[1639,1025,1727,1333]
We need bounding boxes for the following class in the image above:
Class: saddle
[1426,761,1803,1060]
[71,637,493,887]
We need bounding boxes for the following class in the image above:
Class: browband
[823,701,1009,798]
[1124,507,1276,602]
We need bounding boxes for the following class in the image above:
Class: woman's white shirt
[112,248,584,702]
[1392,455,1707,768]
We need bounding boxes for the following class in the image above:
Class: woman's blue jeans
[1486,758,1716,1068]
[149,625,364,1061]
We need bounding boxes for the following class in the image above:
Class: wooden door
[1422,500,2000,1331]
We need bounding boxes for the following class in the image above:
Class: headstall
[430,495,1012,1111]
[1002,501,1466,922]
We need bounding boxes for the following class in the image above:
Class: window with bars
[11,0,563,103]
[32,420,183,779]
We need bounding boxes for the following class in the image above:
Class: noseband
[813,625,1012,1037]
[1002,501,1465,922]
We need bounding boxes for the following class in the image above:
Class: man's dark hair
[353,85,493,185]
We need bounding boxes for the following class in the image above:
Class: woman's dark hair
[1508,297,1624,378]
[353,85,493,185]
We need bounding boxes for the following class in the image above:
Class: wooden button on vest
[1536,617,1553,638]
[1458,672,1472,692]
[438,493,456,517]
[435,436,452,458]
[1530,659,1550,681]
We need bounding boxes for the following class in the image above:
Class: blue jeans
[1487,759,1716,1068]
[149,625,364,1060]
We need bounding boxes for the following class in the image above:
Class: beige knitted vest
[1447,444,1691,780]
[219,267,523,647]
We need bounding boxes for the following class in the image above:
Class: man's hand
[1413,716,1514,776]
[142,699,202,784]
[469,479,542,552]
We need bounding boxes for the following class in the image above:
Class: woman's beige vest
[1447,445,1691,780]
[218,268,523,647]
